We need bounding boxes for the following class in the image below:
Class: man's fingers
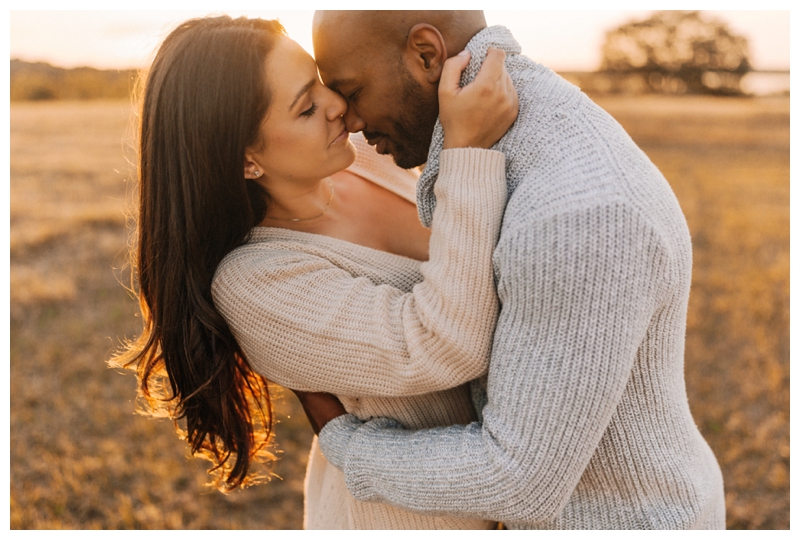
[439,50,471,94]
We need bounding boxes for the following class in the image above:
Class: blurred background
[9,9,789,530]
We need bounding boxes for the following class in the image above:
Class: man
[299,10,725,529]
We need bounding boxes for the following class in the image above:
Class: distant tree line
[596,11,751,95]
[10,59,139,101]
[9,12,762,101]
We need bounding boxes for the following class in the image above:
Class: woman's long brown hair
[110,16,286,490]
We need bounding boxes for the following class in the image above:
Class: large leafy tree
[600,11,751,95]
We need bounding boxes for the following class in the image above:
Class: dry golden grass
[10,95,789,529]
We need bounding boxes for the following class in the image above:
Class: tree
[600,11,751,95]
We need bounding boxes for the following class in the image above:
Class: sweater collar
[416,25,521,227]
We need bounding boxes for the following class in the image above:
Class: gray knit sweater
[318,26,726,529]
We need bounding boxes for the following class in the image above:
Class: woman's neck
[259,177,334,226]
[258,170,431,262]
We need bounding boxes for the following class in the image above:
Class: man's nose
[342,106,366,133]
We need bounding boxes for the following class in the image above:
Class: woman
[112,15,516,529]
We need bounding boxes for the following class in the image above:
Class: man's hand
[439,47,519,150]
[291,390,347,435]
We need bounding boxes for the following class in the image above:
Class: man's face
[314,35,439,169]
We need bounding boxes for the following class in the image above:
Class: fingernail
[458,50,469,56]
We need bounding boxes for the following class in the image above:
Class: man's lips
[366,135,389,155]
[376,138,389,155]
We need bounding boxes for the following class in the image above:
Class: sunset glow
[9,10,790,72]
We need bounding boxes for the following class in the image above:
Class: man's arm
[318,199,670,523]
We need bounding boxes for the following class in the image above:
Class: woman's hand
[439,47,519,150]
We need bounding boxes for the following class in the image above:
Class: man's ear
[405,24,447,84]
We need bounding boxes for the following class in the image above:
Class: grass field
[9,95,789,529]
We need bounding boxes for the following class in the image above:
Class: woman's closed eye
[300,102,318,117]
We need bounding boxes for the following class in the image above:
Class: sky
[7,7,791,72]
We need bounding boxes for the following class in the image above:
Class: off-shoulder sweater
[211,133,506,529]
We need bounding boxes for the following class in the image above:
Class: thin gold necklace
[266,177,334,223]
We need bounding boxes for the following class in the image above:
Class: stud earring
[254,171,261,177]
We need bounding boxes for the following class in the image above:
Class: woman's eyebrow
[290,79,316,111]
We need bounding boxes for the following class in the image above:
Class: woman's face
[246,36,355,187]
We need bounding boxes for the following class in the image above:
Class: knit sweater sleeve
[318,197,670,523]
[211,148,506,397]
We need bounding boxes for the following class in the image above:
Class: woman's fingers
[439,48,506,100]
[439,49,471,96]
[291,390,347,435]
[472,48,507,87]
[439,47,519,150]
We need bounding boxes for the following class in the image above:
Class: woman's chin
[337,140,357,171]
[315,140,357,178]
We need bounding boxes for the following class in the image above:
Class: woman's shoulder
[212,226,422,306]
[213,227,385,288]
[213,231,319,290]
[345,132,420,204]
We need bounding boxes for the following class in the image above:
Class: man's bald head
[313,11,486,60]
[311,11,487,168]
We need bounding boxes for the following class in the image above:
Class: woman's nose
[327,89,348,121]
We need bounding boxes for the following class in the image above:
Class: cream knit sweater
[211,133,506,529]
[318,26,726,530]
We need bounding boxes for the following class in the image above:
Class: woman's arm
[212,147,506,397]
[211,49,516,398]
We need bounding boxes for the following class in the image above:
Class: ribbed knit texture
[318,26,726,530]
[211,133,506,529]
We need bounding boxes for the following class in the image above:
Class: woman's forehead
[266,37,318,105]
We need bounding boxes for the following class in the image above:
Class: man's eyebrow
[325,78,357,94]
[290,79,316,111]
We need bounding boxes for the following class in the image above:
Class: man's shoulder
[500,168,683,243]
[502,83,677,230]
[502,180,626,231]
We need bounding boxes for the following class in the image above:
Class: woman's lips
[331,129,349,146]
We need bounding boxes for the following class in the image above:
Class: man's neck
[444,25,487,59]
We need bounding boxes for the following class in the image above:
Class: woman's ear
[243,154,261,180]
[405,24,447,85]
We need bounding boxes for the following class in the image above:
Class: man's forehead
[314,14,384,71]
[315,45,373,89]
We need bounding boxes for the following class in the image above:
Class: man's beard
[369,67,438,170]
